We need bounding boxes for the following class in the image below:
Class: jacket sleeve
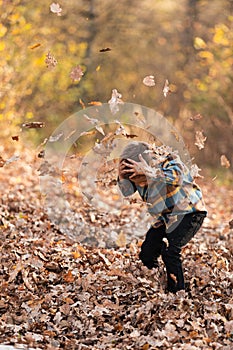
[117,178,137,197]
[149,159,184,186]
[161,160,184,185]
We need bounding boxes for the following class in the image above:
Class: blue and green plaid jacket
[118,155,206,227]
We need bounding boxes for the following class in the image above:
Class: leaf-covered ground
[0,150,232,350]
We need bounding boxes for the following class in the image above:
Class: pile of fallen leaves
[0,147,232,350]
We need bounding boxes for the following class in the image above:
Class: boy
[118,141,207,293]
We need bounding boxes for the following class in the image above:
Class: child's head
[119,142,150,182]
[120,141,150,163]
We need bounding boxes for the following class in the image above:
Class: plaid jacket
[118,155,206,227]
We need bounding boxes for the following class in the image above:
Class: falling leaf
[37,150,45,158]
[29,43,41,50]
[99,47,111,52]
[108,89,124,115]
[190,113,203,121]
[95,125,105,136]
[96,65,101,71]
[190,164,203,178]
[79,130,96,137]
[194,36,207,50]
[45,51,58,68]
[11,135,19,141]
[116,231,126,247]
[143,75,155,87]
[101,131,115,145]
[195,130,207,150]
[48,132,63,142]
[84,114,99,125]
[88,101,102,106]
[22,121,45,128]
[163,79,171,97]
[220,155,230,168]
[50,2,62,16]
[79,98,86,109]
[70,65,84,82]
[114,120,126,136]
[125,133,138,139]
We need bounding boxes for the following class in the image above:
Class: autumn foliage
[0,1,233,349]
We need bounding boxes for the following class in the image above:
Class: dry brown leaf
[88,101,102,106]
[22,121,45,128]
[8,261,24,282]
[45,51,58,68]
[21,269,34,292]
[116,231,126,247]
[163,79,171,97]
[70,65,84,82]
[143,75,155,87]
[0,156,5,167]
[79,130,96,137]
[29,43,41,50]
[220,155,230,168]
[63,270,75,283]
[79,98,86,109]
[190,113,203,121]
[195,130,207,150]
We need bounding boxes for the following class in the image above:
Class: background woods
[0,1,233,349]
[0,0,233,170]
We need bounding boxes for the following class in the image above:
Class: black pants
[139,211,207,293]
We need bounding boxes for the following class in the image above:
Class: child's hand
[126,154,162,181]
[118,159,133,180]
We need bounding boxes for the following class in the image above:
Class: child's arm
[117,178,137,197]
[117,159,137,196]
[159,159,184,186]
[126,155,184,186]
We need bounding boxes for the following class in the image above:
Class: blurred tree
[0,0,232,168]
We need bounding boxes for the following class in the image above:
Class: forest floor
[0,145,232,350]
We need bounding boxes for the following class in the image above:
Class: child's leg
[139,222,166,269]
[161,211,206,293]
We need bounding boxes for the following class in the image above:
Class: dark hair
[120,141,150,163]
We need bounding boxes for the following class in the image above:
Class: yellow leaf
[0,42,5,51]
[0,23,7,37]
[198,50,214,62]
[96,65,101,71]
[213,25,229,45]
[194,37,206,50]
